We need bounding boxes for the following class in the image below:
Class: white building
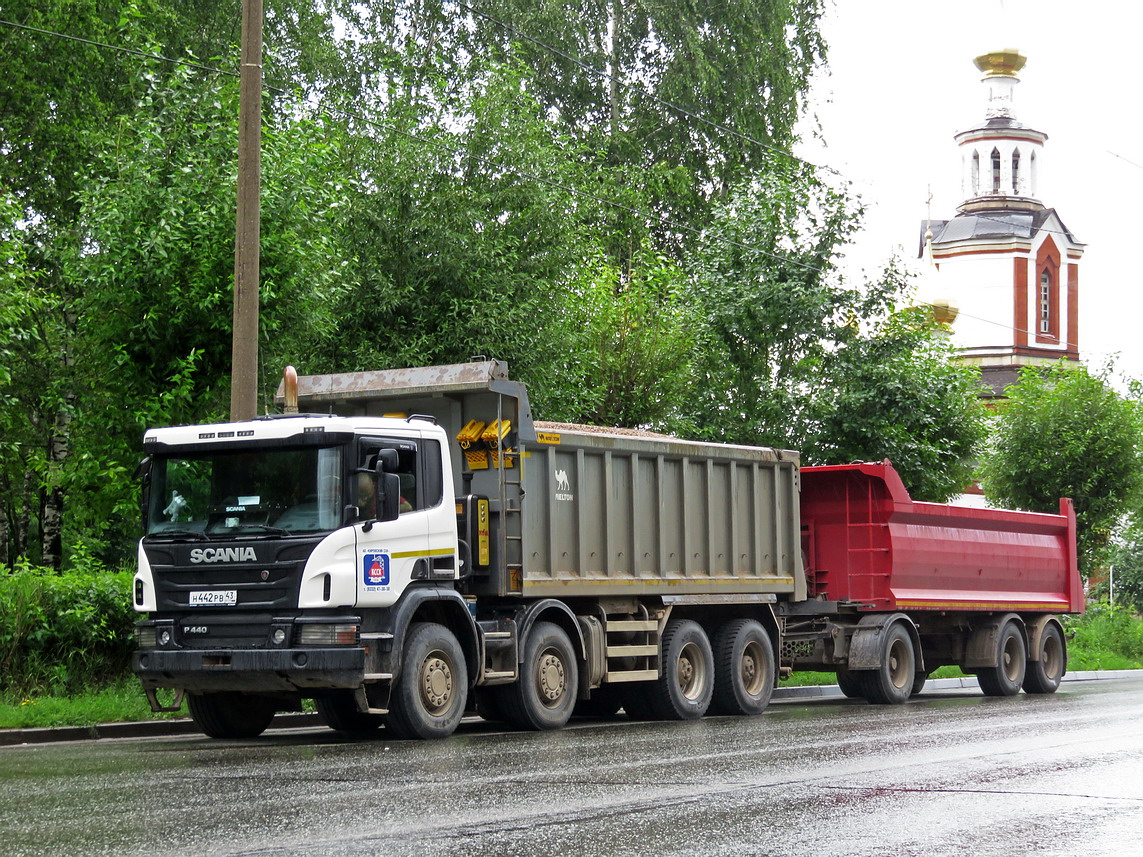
[922,49,1084,399]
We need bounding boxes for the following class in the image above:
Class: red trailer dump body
[800,462,1083,615]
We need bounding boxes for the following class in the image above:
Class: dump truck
[132,361,1082,739]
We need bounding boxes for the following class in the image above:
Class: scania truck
[132,361,1081,739]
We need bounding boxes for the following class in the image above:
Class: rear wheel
[501,621,579,730]
[384,622,468,740]
[188,692,276,739]
[649,619,714,720]
[859,623,916,705]
[1023,623,1066,694]
[977,620,1026,697]
[711,619,775,716]
[836,667,864,699]
[315,690,383,733]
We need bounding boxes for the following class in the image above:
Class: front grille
[175,614,276,648]
[143,538,320,611]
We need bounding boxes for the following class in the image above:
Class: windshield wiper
[146,528,209,541]
[239,523,293,536]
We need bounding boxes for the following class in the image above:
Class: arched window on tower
[991,148,1001,193]
[1030,151,1038,197]
[1012,149,1021,195]
[1038,263,1061,342]
[971,151,980,195]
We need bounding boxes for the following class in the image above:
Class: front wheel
[977,620,1026,697]
[648,619,714,720]
[315,690,383,733]
[188,692,276,739]
[501,621,579,730]
[384,622,468,740]
[1023,622,1065,694]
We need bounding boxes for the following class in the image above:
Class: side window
[419,439,444,509]
[356,438,419,516]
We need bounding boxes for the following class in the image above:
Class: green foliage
[1100,516,1143,614]
[982,364,1143,574]
[1062,605,1143,670]
[808,303,988,502]
[0,678,182,729]
[677,177,985,500]
[0,564,137,697]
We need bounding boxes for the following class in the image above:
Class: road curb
[3,671,1141,747]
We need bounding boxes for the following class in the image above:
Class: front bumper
[133,647,366,693]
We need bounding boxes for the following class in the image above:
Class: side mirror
[376,449,399,473]
[376,473,401,523]
[135,456,152,532]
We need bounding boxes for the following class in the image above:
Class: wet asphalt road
[3,679,1142,857]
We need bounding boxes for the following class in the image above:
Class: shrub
[0,562,136,696]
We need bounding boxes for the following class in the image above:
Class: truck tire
[835,666,864,699]
[711,619,774,716]
[187,691,276,739]
[1023,622,1066,694]
[977,620,1027,697]
[384,622,468,740]
[315,690,383,733]
[859,623,916,705]
[500,621,579,730]
[648,619,714,720]
[910,671,928,697]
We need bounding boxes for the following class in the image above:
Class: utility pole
[230,0,263,421]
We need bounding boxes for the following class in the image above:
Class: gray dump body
[281,361,805,601]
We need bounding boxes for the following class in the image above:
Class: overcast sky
[796,0,1143,380]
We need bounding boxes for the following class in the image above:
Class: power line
[0,17,241,79]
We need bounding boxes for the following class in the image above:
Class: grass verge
[0,679,185,730]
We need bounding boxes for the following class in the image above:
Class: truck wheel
[315,690,383,733]
[1023,623,1066,694]
[711,619,774,716]
[187,692,276,739]
[384,622,468,740]
[977,620,1027,697]
[501,621,579,730]
[859,623,916,705]
[910,671,928,697]
[649,619,714,720]
[835,666,864,699]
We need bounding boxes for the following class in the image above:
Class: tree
[1103,517,1143,613]
[677,176,986,501]
[807,303,987,503]
[982,364,1143,575]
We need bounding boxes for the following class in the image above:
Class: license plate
[189,590,237,607]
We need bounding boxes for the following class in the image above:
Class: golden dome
[974,49,1026,78]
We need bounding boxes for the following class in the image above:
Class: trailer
[131,361,1081,739]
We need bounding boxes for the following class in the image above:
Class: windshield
[145,445,344,537]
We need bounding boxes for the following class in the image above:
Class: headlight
[136,626,157,648]
[297,624,359,646]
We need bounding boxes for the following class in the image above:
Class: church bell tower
[922,50,1084,398]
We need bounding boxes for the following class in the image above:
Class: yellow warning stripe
[391,547,455,560]
[896,599,1070,611]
